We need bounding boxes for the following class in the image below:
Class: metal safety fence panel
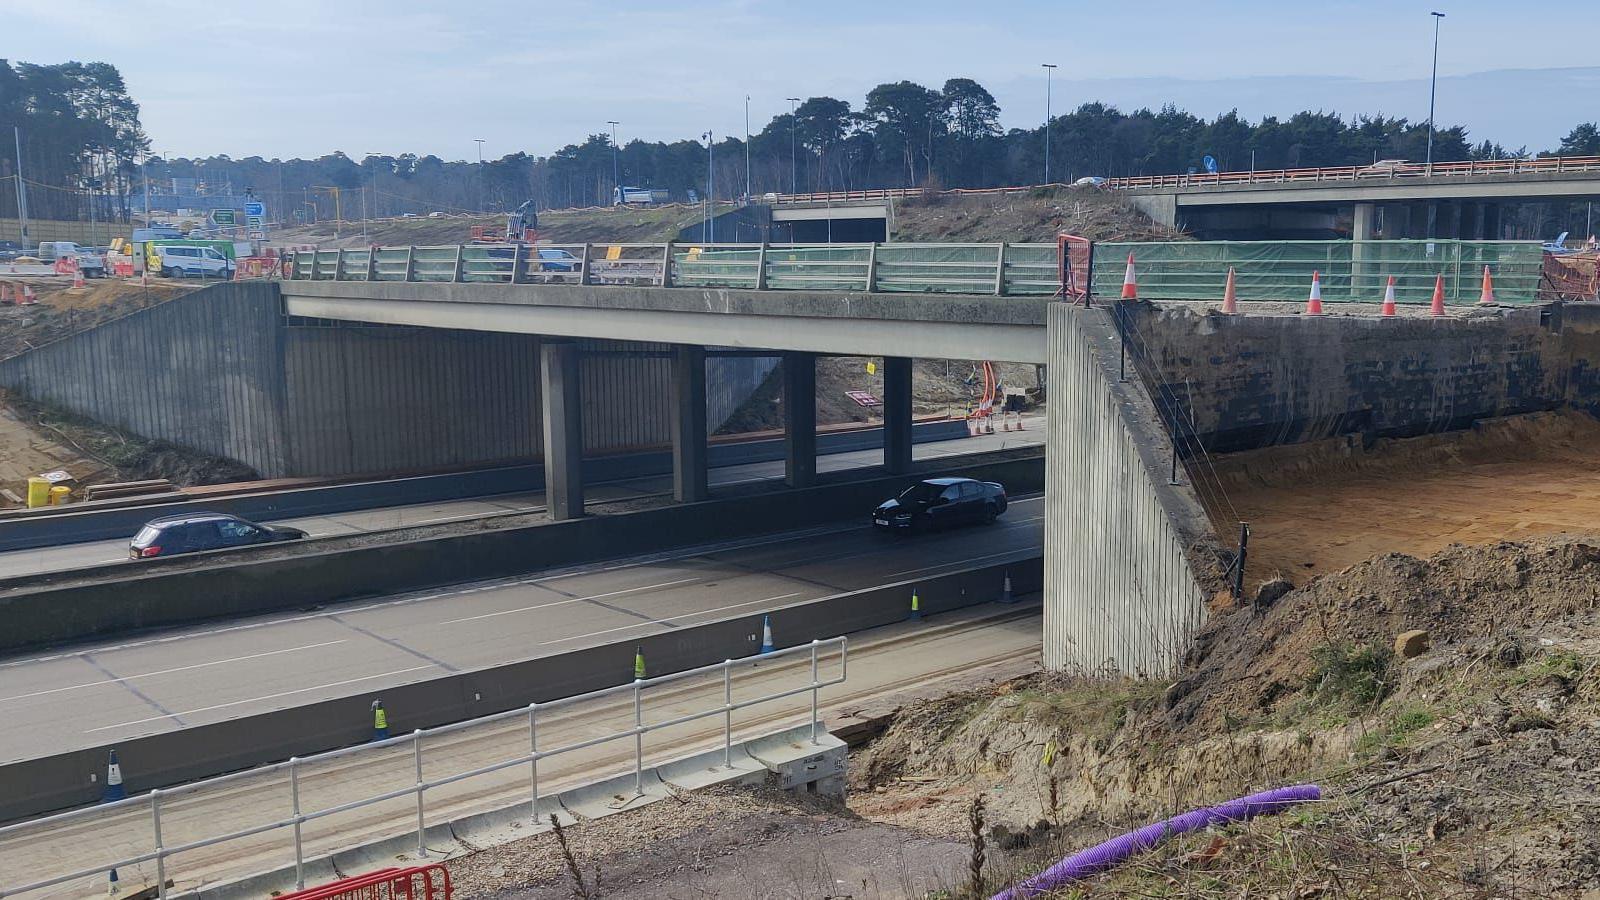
[0,638,848,900]
[1091,239,1545,305]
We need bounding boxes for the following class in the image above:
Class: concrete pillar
[670,345,708,503]
[1483,203,1502,240]
[1351,202,1376,297]
[1441,202,1462,240]
[882,356,913,474]
[783,352,816,487]
[1425,201,1439,240]
[540,341,584,520]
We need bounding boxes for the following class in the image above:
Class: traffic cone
[1120,253,1138,301]
[1304,271,1323,315]
[909,588,921,620]
[72,260,86,289]
[760,615,774,655]
[101,749,125,802]
[1220,266,1238,314]
[1001,571,1014,603]
[370,700,389,741]
[108,867,119,896]
[1430,274,1446,317]
[1381,276,1398,317]
[21,285,36,305]
[634,646,646,680]
[1478,265,1495,305]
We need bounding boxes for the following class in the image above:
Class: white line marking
[0,641,347,704]
[888,549,1034,579]
[439,577,701,625]
[85,665,436,733]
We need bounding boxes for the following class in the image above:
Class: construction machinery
[470,200,538,244]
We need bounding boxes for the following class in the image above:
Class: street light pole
[474,138,486,212]
[1426,11,1445,174]
[744,96,752,201]
[703,132,714,242]
[1041,64,1057,185]
[787,98,801,195]
[606,121,620,204]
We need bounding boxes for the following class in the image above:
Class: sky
[5,0,1596,162]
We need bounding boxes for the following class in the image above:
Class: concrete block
[449,795,573,848]
[655,744,767,792]
[557,768,671,821]
[746,726,847,795]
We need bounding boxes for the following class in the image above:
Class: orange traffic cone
[1478,266,1495,305]
[1220,266,1238,314]
[72,260,85,289]
[1430,274,1446,317]
[1304,271,1323,315]
[1120,253,1138,301]
[1381,276,1398,317]
[21,285,36,305]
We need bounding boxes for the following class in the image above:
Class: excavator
[469,200,539,244]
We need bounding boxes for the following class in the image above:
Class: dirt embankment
[0,278,199,360]
[894,187,1184,243]
[269,203,717,250]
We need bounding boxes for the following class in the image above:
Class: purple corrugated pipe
[991,784,1322,899]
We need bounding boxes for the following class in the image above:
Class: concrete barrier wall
[0,556,1040,823]
[1045,304,1209,677]
[0,419,970,552]
[0,455,1042,652]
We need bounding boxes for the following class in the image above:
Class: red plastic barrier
[275,865,452,900]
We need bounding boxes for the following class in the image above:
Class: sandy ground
[0,403,110,496]
[1203,412,1600,582]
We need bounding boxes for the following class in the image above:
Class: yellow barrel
[48,485,72,506]
[26,477,50,508]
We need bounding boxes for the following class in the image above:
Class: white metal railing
[0,637,848,899]
[289,242,1061,296]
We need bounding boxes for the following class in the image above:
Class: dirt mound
[0,279,198,360]
[7,394,257,488]
[894,187,1183,243]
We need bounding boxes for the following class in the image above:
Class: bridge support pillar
[883,356,913,474]
[540,340,584,520]
[671,344,709,503]
[1482,203,1502,240]
[1351,203,1376,297]
[783,352,817,487]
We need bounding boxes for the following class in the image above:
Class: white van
[152,245,235,279]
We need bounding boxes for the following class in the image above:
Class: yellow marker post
[634,646,646,680]
[909,589,921,620]
[371,700,389,740]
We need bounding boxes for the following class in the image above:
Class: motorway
[0,420,1042,579]
[0,603,1041,899]
[0,492,1043,764]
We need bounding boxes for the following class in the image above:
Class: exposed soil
[269,203,717,250]
[1203,411,1600,580]
[894,187,1183,244]
[0,277,199,360]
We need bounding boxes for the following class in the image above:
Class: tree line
[5,61,1599,225]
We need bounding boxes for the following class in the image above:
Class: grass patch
[1306,641,1395,710]
[1353,704,1437,756]
[1000,678,1164,741]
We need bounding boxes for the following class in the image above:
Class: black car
[129,512,307,559]
[873,477,1008,533]
[0,240,22,261]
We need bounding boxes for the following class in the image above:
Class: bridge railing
[289,242,1062,296]
[0,637,849,899]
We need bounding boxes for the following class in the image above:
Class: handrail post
[404,245,416,281]
[289,757,305,889]
[334,248,346,281]
[723,660,734,768]
[509,242,525,284]
[152,788,166,899]
[413,729,427,857]
[809,640,821,745]
[865,242,878,293]
[365,247,378,282]
[633,679,644,796]
[755,241,769,290]
[309,250,321,281]
[528,703,540,824]
[579,242,593,285]
[659,241,675,287]
[452,245,465,283]
[994,243,1008,296]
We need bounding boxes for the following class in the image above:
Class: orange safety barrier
[276,865,452,900]
[1055,233,1094,303]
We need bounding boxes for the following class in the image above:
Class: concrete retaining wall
[0,557,1039,823]
[1045,304,1209,676]
[0,455,1043,653]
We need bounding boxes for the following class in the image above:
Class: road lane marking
[85,665,436,733]
[0,640,348,704]
[438,577,701,625]
[537,592,803,646]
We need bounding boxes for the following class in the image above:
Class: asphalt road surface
[0,420,1043,579]
[0,495,1043,764]
[0,603,1041,899]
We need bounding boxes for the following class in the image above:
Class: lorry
[35,242,106,277]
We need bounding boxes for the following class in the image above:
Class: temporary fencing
[278,865,451,900]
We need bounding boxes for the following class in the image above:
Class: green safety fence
[1093,239,1544,305]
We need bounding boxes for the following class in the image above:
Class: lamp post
[787,97,801,194]
[703,132,714,243]
[474,138,486,212]
[607,121,620,204]
[1041,63,1058,185]
[1425,11,1445,174]
[744,96,752,201]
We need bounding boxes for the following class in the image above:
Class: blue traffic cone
[101,749,125,803]
[108,867,119,895]
[371,700,389,741]
[760,615,775,655]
